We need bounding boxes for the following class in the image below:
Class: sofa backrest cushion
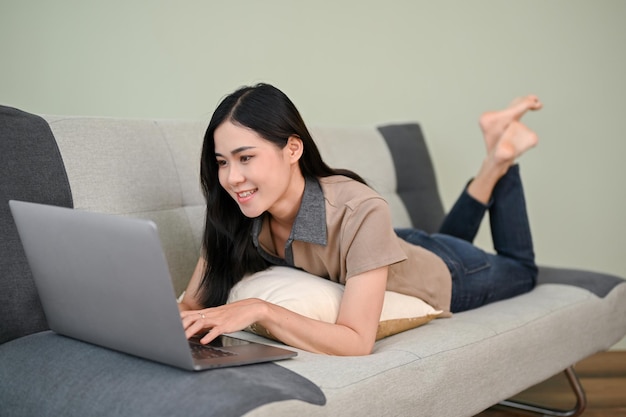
[377,123,445,233]
[0,106,73,344]
[310,123,444,233]
[44,116,208,298]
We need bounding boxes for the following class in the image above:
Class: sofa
[1,105,625,417]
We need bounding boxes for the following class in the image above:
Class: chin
[238,206,265,219]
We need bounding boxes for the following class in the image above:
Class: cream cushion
[228,266,443,340]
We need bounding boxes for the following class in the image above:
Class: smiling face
[213,120,305,220]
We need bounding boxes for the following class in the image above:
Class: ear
[286,135,304,162]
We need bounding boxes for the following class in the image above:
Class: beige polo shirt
[252,175,452,313]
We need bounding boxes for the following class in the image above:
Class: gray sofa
[1,105,625,417]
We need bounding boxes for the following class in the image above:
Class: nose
[226,163,245,186]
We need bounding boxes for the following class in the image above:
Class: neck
[268,169,306,227]
[268,174,304,258]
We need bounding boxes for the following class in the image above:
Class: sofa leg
[497,366,587,417]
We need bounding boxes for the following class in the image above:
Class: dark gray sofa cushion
[0,106,73,344]
[378,123,445,233]
[538,266,625,297]
[0,331,325,417]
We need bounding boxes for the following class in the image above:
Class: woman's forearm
[259,302,376,356]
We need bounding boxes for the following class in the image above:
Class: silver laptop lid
[10,200,296,370]
[9,200,212,369]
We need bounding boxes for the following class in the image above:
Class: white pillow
[228,266,443,340]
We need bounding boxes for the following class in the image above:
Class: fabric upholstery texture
[45,116,207,294]
[538,265,625,297]
[377,123,446,233]
[309,125,414,228]
[0,331,325,417]
[0,106,73,344]
[245,281,626,417]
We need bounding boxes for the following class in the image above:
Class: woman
[179,83,542,356]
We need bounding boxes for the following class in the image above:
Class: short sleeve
[341,197,408,279]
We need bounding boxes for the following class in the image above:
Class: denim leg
[447,249,536,313]
[488,164,536,271]
[396,164,537,313]
[438,181,489,243]
[395,229,536,312]
[439,165,536,270]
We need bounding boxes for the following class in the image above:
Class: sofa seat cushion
[239,280,626,417]
[0,331,325,417]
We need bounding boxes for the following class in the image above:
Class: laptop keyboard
[189,342,238,360]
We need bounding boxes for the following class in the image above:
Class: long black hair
[197,83,366,307]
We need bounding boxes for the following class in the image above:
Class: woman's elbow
[333,335,376,356]
[351,344,375,356]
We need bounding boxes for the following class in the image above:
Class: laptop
[9,200,296,371]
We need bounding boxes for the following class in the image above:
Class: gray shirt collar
[252,176,327,265]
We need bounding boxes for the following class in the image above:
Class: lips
[238,190,255,198]
[235,189,257,203]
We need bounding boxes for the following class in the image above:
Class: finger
[180,309,205,319]
[184,316,215,340]
[182,317,196,331]
[181,311,206,329]
[200,327,221,345]
[184,320,205,339]
[181,314,198,330]
[185,324,201,339]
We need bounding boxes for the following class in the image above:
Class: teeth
[238,190,255,198]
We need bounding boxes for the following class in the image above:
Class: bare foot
[479,95,542,153]
[492,121,539,166]
[467,121,538,204]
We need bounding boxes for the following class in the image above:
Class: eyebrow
[215,146,257,158]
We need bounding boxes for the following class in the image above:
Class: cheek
[217,169,229,190]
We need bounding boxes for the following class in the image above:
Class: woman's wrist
[251,298,272,323]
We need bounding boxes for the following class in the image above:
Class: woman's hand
[179,258,388,355]
[180,298,268,344]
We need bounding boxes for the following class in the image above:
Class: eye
[216,159,227,167]
[240,155,252,163]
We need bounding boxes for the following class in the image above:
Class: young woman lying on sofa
[178,83,543,356]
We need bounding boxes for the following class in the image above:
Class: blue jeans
[395,165,537,313]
